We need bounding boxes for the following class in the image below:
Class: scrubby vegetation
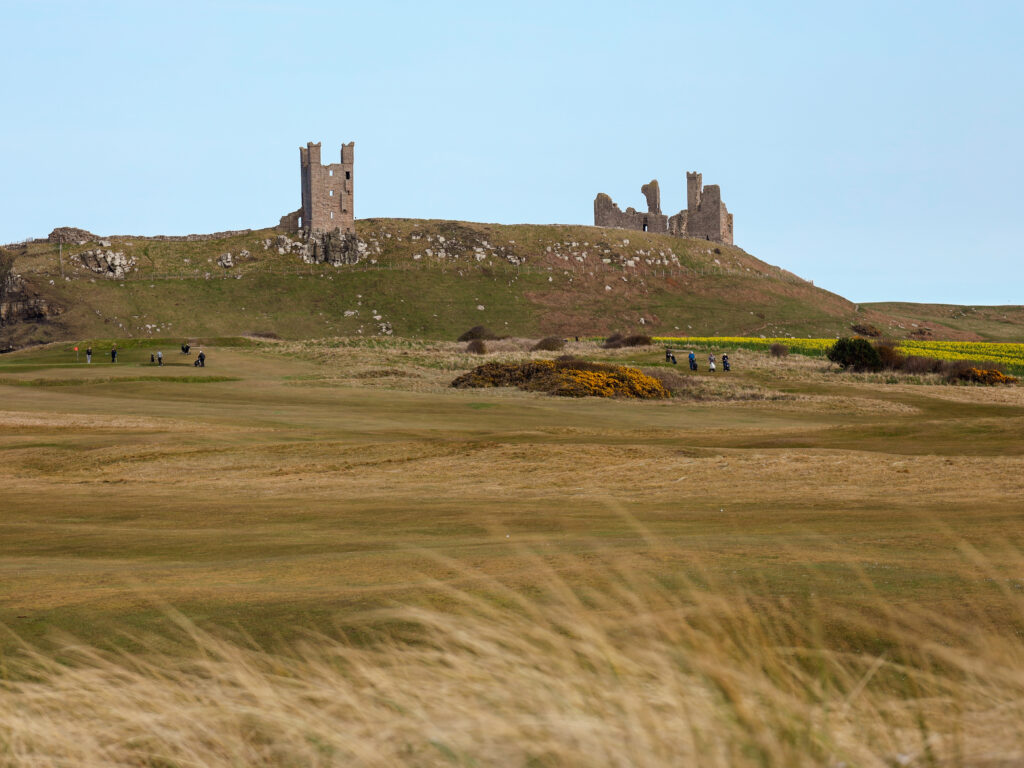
[827,337,883,371]
[851,322,882,337]
[457,325,499,342]
[602,333,653,349]
[451,360,669,398]
[869,339,1017,385]
[530,336,565,352]
[769,342,789,358]
[465,338,487,354]
[954,366,1018,385]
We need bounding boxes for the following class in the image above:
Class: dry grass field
[2,337,1024,766]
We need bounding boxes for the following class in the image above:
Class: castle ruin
[281,141,355,234]
[594,172,733,244]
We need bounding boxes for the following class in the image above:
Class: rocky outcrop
[266,229,369,267]
[0,271,62,326]
[302,229,367,266]
[217,252,234,268]
[77,249,136,279]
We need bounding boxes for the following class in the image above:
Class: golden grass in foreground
[4,539,1024,768]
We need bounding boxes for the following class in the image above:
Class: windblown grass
[3,538,1024,767]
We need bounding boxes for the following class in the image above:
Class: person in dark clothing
[688,351,696,371]
[665,348,672,362]
[197,350,206,367]
[86,346,92,364]
[722,353,730,372]
[111,347,117,363]
[157,351,163,366]
[150,353,155,363]
[670,353,677,365]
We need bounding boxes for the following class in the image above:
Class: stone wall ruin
[594,171,734,244]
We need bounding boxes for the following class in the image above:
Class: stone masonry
[298,141,354,234]
[594,172,734,244]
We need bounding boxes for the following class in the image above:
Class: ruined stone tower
[594,171,734,244]
[298,141,354,234]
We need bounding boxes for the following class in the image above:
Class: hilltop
[2,219,1022,348]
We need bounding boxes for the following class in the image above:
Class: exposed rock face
[217,252,234,268]
[77,249,136,279]
[302,228,366,266]
[0,270,62,326]
[271,230,368,266]
[48,226,96,244]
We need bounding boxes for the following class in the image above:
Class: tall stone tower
[299,141,354,234]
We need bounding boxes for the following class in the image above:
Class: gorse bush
[452,360,669,399]
[531,336,565,352]
[465,339,487,354]
[827,337,883,372]
[873,339,905,370]
[457,326,499,342]
[954,367,1017,385]
[769,343,789,358]
[602,333,653,349]
[851,323,882,338]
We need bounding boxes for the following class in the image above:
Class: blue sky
[2,0,1021,304]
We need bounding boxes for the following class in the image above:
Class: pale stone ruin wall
[594,171,734,244]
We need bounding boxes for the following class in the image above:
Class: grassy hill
[3,218,1022,348]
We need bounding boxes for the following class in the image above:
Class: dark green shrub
[769,343,789,358]
[827,337,882,372]
[601,333,625,349]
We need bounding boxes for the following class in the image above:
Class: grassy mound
[451,360,669,399]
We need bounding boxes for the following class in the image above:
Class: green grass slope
[3,218,1019,347]
[862,302,1024,342]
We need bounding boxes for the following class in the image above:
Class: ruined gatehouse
[594,172,734,244]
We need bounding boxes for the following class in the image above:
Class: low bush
[851,323,882,338]
[645,368,691,396]
[873,340,905,370]
[903,355,942,375]
[954,367,1018,386]
[769,343,789,358]
[603,333,653,349]
[531,336,566,352]
[466,339,487,354]
[827,337,883,372]
[621,334,653,347]
[457,326,498,342]
[452,360,668,399]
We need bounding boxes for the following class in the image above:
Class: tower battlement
[297,141,354,234]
